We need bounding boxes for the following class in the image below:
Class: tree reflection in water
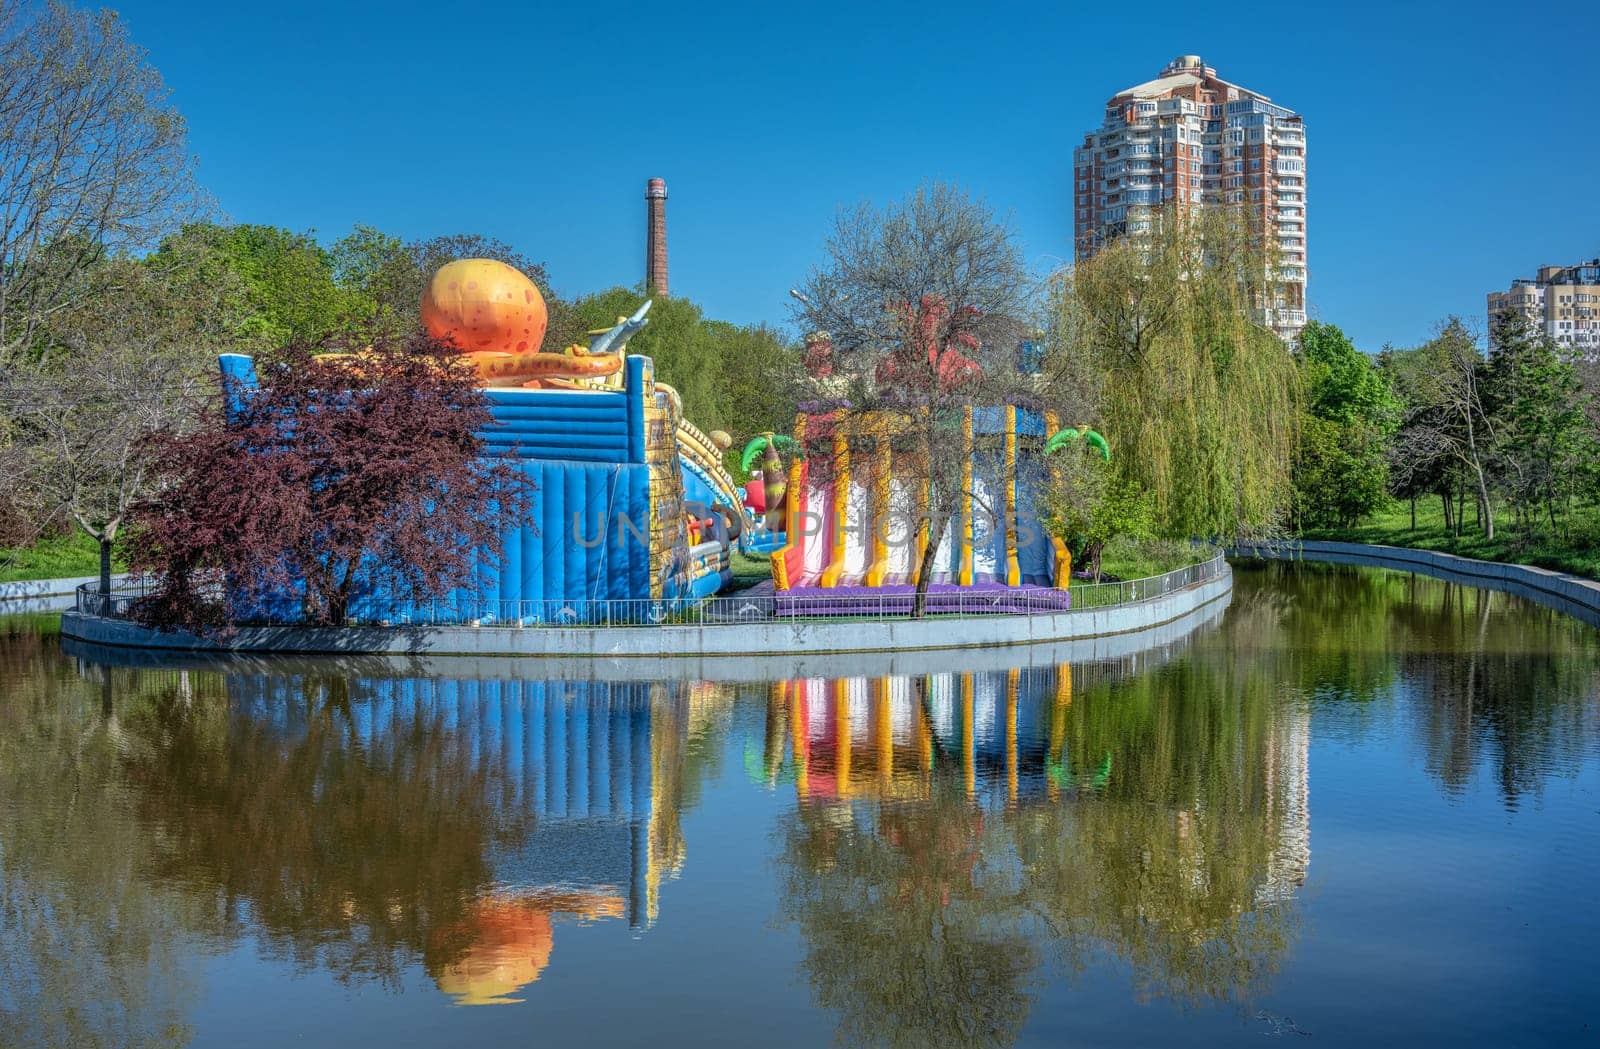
[766,656,1307,1047]
[0,561,1595,1048]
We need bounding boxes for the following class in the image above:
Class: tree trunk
[1456,488,1466,537]
[1475,474,1494,541]
[1084,541,1105,582]
[1410,496,1416,532]
[99,536,113,597]
[911,511,951,620]
[1440,489,1453,533]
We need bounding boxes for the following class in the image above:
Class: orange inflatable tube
[463,350,622,387]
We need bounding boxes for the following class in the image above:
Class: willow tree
[1051,207,1298,539]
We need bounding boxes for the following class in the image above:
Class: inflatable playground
[216,256,1108,624]
[763,406,1093,615]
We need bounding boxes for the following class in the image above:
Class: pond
[1,563,1597,1048]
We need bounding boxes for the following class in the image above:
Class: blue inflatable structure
[218,349,733,624]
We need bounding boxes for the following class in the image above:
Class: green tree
[1386,320,1498,538]
[212,224,352,345]
[1484,311,1595,536]
[328,224,418,342]
[0,243,241,591]
[1038,448,1154,579]
[571,287,731,427]
[1293,414,1392,529]
[706,320,799,440]
[1292,321,1396,529]
[1300,321,1398,427]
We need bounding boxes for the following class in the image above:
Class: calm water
[2,563,1598,1048]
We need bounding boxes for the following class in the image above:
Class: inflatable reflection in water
[430,891,625,1006]
[763,667,1095,802]
[226,673,702,1005]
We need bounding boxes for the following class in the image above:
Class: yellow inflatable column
[959,408,974,587]
[1043,410,1072,590]
[960,672,976,796]
[1005,668,1020,803]
[912,407,931,580]
[1004,405,1020,587]
[820,431,850,588]
[915,474,931,583]
[770,415,807,591]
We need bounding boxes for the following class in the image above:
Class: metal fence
[76,553,1225,629]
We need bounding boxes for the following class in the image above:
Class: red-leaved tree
[128,336,531,633]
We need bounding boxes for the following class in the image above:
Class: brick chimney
[645,178,668,298]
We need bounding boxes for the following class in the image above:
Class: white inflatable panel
[843,479,869,579]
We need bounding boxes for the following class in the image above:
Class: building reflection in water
[222,673,716,1005]
[764,661,1313,1046]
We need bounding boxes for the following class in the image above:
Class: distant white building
[1488,259,1600,357]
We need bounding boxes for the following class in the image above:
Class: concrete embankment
[59,563,1234,662]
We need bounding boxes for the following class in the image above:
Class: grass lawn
[728,548,773,592]
[1098,538,1216,581]
[0,531,118,584]
[1301,500,1600,581]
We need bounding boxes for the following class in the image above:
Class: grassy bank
[0,531,112,584]
[1301,501,1600,581]
[1098,538,1215,581]
[728,549,772,592]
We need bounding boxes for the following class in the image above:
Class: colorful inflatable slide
[220,259,741,621]
[767,406,1074,612]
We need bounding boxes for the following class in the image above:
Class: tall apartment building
[1073,55,1308,341]
[1487,258,1600,356]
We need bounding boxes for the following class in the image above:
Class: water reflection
[140,672,725,1005]
[1231,563,1600,807]
[2,563,1598,1048]
[768,662,1310,1047]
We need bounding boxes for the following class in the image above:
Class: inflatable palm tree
[1044,426,1111,461]
[741,432,801,532]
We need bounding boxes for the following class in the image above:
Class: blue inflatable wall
[218,352,700,624]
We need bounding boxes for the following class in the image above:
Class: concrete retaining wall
[58,564,1233,660]
[1232,540,1600,628]
[61,587,1232,683]
[0,573,129,614]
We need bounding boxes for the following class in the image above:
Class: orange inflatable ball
[422,259,548,355]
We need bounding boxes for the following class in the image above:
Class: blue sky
[117,0,1598,351]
